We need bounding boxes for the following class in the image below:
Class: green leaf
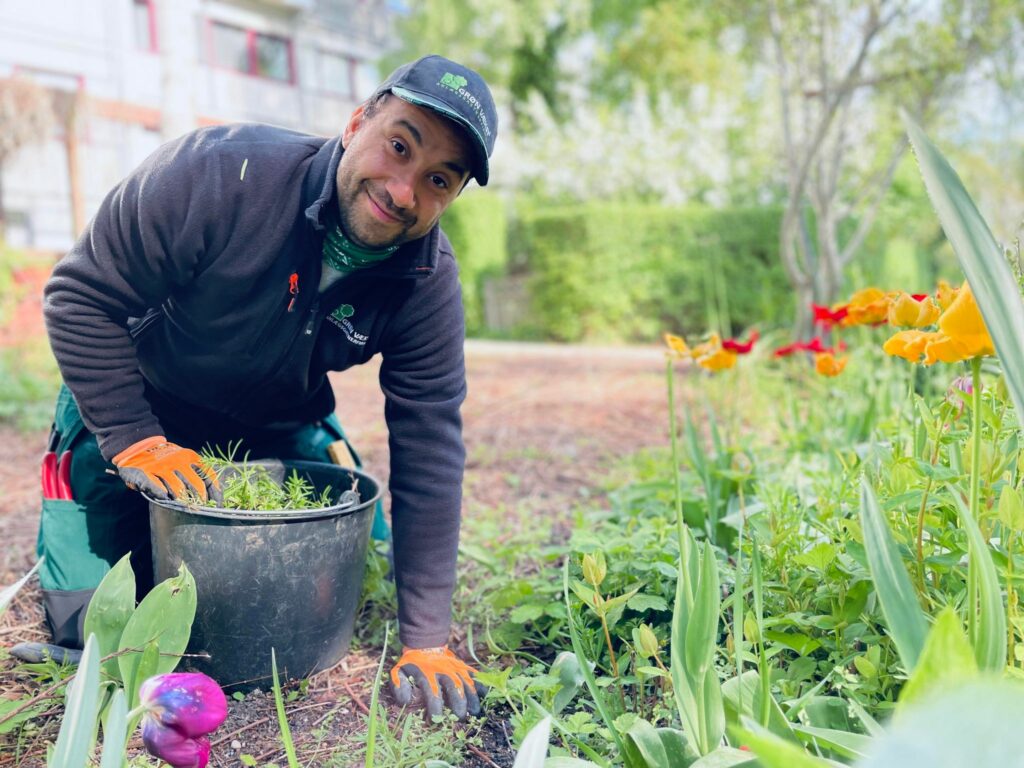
[627,593,669,613]
[625,718,671,768]
[551,651,586,714]
[859,479,928,670]
[130,641,160,708]
[791,725,871,760]
[118,562,197,708]
[685,541,720,684]
[733,719,838,768]
[721,671,797,743]
[903,112,1024,434]
[51,634,101,768]
[271,648,300,768]
[946,486,1007,671]
[898,607,978,709]
[98,688,128,768]
[763,631,821,656]
[793,543,837,571]
[510,604,545,623]
[688,747,758,767]
[998,486,1024,533]
[84,554,136,682]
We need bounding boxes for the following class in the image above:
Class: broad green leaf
[861,680,1024,767]
[118,562,197,708]
[0,557,43,618]
[546,760,601,768]
[98,688,128,768]
[627,593,669,613]
[688,747,757,767]
[898,607,978,708]
[846,698,884,737]
[685,541,720,683]
[625,718,671,768]
[551,651,586,714]
[656,728,694,766]
[903,112,1024,434]
[83,553,136,682]
[793,543,836,571]
[946,486,1007,671]
[734,720,838,768]
[859,479,928,670]
[512,715,551,767]
[51,634,101,768]
[791,725,871,759]
[998,486,1024,533]
[721,671,796,742]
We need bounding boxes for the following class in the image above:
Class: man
[35,55,496,719]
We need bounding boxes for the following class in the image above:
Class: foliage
[511,202,787,341]
[440,188,509,335]
[189,451,337,510]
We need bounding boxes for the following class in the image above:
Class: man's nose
[386,173,415,210]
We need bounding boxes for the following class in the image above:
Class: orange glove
[389,646,486,719]
[112,436,221,504]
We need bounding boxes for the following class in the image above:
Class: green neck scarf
[322,217,398,274]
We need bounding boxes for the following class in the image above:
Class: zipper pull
[304,299,320,336]
[287,272,299,312]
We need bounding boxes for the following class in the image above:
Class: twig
[341,679,371,715]
[209,716,272,747]
[466,743,503,768]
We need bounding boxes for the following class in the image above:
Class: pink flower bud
[139,673,227,768]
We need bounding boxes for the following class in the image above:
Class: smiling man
[36,55,497,719]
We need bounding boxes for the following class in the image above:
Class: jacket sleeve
[378,245,467,649]
[43,132,221,459]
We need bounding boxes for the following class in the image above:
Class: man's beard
[337,180,414,250]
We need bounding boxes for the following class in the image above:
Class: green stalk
[1008,531,1016,667]
[915,411,946,589]
[968,357,983,646]
[667,359,687,567]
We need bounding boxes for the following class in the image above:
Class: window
[209,21,294,83]
[132,0,157,52]
[318,51,356,98]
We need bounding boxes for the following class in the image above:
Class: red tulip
[812,304,848,327]
[722,330,759,354]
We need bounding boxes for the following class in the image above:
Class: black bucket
[148,459,381,692]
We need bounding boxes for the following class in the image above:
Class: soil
[0,339,684,767]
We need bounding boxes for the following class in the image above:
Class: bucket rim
[145,460,382,522]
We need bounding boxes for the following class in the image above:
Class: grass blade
[946,485,1007,671]
[859,478,928,671]
[271,648,300,768]
[512,716,553,768]
[365,623,390,768]
[903,112,1024,432]
[98,689,128,768]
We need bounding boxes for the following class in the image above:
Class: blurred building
[0,0,395,251]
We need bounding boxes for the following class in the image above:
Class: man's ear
[342,104,368,149]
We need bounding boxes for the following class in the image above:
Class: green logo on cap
[440,73,468,91]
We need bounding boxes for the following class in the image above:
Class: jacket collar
[303,136,438,279]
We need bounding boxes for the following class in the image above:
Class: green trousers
[36,385,388,648]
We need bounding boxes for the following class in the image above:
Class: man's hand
[389,646,486,719]
[112,436,221,503]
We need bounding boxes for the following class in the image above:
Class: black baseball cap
[373,55,498,186]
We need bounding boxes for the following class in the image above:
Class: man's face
[335,95,471,249]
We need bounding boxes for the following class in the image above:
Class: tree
[0,76,55,241]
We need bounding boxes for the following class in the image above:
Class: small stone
[231,740,242,750]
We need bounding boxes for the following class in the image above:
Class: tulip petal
[883,330,934,362]
[139,673,228,737]
[142,719,211,768]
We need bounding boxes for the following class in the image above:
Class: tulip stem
[666,359,686,565]
[968,356,983,645]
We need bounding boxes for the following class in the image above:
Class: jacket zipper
[304,299,320,336]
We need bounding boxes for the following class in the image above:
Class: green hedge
[510,202,789,342]
[440,189,508,335]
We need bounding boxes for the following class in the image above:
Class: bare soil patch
[0,340,676,766]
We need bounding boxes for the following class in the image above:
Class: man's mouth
[366,190,405,225]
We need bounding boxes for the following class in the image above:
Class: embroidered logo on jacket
[327,303,367,346]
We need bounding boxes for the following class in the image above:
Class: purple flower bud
[951,374,975,396]
[140,673,228,737]
[139,673,227,768]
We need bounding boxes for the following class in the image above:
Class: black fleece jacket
[43,123,467,648]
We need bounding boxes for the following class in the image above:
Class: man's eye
[391,139,406,155]
[430,175,449,189]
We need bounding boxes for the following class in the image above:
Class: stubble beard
[337,179,413,250]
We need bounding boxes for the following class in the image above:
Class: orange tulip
[814,352,848,377]
[883,283,994,365]
[691,334,739,372]
[842,287,890,326]
[936,279,958,311]
[663,333,690,359]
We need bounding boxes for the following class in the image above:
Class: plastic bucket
[148,459,381,692]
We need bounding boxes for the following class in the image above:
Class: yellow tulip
[696,347,738,371]
[842,287,890,326]
[936,279,959,311]
[814,352,848,377]
[663,333,690,358]
[883,282,994,365]
[887,292,941,328]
